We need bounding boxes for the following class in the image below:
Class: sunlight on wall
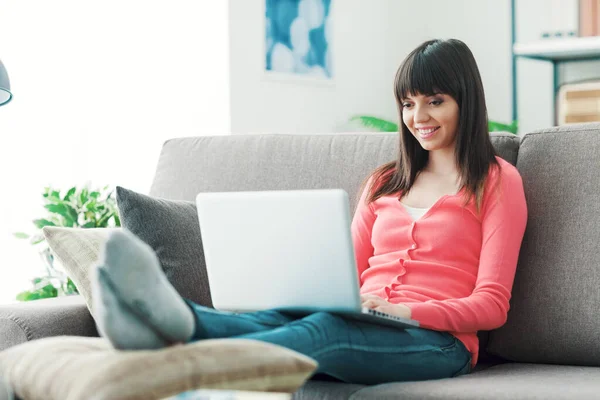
[0,0,230,304]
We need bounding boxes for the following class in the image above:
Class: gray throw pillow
[115,187,212,307]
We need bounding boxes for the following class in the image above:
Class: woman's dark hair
[364,38,499,211]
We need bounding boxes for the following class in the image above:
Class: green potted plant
[14,184,121,301]
[350,116,518,135]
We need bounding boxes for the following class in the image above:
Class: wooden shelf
[513,36,600,61]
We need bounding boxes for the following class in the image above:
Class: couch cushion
[488,123,600,366]
[0,336,317,400]
[349,363,600,399]
[488,132,520,166]
[0,296,98,351]
[293,380,364,400]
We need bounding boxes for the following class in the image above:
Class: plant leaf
[65,278,79,294]
[350,116,398,132]
[45,203,67,215]
[14,232,30,239]
[44,205,70,226]
[63,187,77,201]
[30,235,45,245]
[33,218,56,229]
[17,279,59,301]
[64,204,79,224]
[86,200,97,212]
[44,204,77,227]
[488,120,518,135]
[41,284,58,297]
[79,187,89,205]
[96,209,113,228]
[16,290,34,301]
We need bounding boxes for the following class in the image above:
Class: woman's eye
[402,103,413,108]
[430,100,443,106]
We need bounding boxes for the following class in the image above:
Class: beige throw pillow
[42,227,121,316]
[0,336,317,400]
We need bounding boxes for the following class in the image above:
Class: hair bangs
[395,48,457,102]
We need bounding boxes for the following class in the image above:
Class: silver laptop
[195,189,419,330]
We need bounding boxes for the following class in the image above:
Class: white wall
[229,0,513,134]
[387,0,513,126]
[515,0,600,134]
[0,0,230,304]
[229,0,399,134]
[515,0,557,134]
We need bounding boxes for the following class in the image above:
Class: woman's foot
[92,266,168,349]
[91,230,195,349]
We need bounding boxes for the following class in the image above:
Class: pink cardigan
[351,157,528,367]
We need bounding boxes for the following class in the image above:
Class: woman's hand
[361,294,412,319]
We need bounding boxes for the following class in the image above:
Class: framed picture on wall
[265,0,333,84]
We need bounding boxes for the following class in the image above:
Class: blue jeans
[185,302,472,385]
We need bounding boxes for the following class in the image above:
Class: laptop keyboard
[367,308,406,321]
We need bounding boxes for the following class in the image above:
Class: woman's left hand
[361,294,412,319]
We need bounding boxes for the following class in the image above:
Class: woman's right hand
[361,294,412,319]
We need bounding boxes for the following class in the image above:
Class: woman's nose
[414,106,430,123]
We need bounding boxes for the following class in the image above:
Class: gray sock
[92,266,168,350]
[97,230,195,343]
[0,373,13,400]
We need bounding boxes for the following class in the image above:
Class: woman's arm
[351,180,376,285]
[405,165,528,332]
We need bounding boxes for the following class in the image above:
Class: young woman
[92,38,527,385]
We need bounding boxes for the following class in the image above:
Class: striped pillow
[0,336,317,400]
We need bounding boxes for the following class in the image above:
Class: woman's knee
[243,310,295,326]
[299,312,351,333]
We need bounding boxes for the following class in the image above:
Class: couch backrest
[149,131,520,362]
[488,123,600,367]
[150,133,397,210]
[150,132,520,209]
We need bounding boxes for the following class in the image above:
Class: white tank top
[400,202,430,221]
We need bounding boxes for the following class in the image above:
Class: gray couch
[2,124,600,399]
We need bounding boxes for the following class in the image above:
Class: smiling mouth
[417,127,440,139]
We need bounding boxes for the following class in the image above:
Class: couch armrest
[0,295,98,351]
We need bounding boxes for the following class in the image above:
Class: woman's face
[400,92,460,152]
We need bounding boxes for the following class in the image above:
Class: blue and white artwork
[265,0,332,79]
